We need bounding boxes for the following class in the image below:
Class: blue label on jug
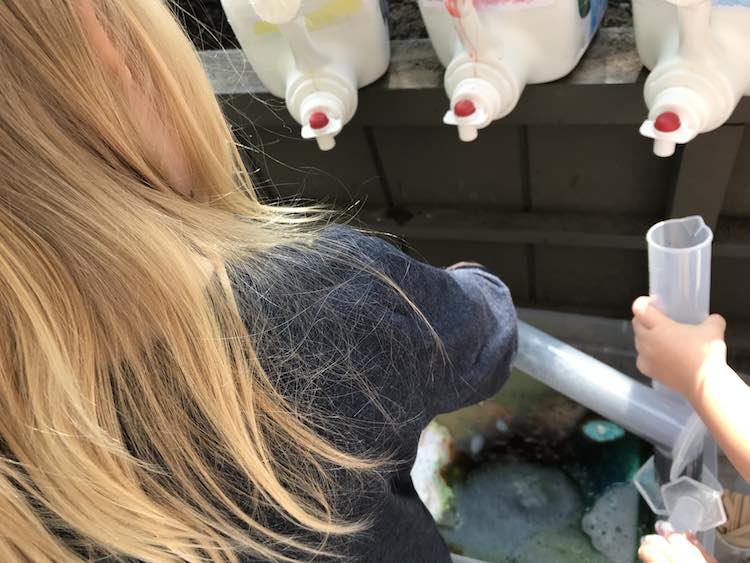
[713,0,750,6]
[589,0,606,38]
[380,0,390,27]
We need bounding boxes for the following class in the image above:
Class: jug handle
[250,0,329,73]
[278,18,329,74]
[663,0,717,62]
[444,0,496,60]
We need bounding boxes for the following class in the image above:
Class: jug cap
[443,75,505,141]
[286,72,357,151]
[640,87,704,156]
[298,90,348,151]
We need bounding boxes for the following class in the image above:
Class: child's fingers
[666,533,713,562]
[639,535,675,563]
[655,520,674,536]
[638,544,670,563]
[684,533,719,563]
[632,317,648,339]
[645,525,714,563]
[632,296,653,318]
[632,297,669,330]
[707,314,727,334]
[632,316,651,351]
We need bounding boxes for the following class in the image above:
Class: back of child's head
[0,2,386,561]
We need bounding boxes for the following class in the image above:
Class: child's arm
[632,297,750,484]
[692,363,750,485]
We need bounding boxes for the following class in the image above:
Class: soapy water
[441,461,606,562]
[415,415,650,562]
[582,483,640,563]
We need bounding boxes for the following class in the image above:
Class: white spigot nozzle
[301,110,342,151]
[640,111,697,157]
[640,88,704,157]
[638,0,746,153]
[296,89,349,151]
[440,0,523,141]
[443,67,519,142]
[443,83,499,142]
[286,70,357,151]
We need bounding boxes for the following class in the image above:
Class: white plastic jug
[220,0,390,150]
[634,0,750,156]
[418,0,607,141]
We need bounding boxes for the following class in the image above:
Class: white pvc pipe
[516,321,694,452]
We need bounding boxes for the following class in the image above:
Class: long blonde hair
[0,1,381,560]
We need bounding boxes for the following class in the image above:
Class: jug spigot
[298,91,347,151]
[301,110,342,151]
[443,79,501,142]
[441,0,515,141]
[640,87,704,157]
[640,108,698,157]
[265,6,353,150]
[639,0,723,156]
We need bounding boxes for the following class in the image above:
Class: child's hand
[639,530,717,563]
[632,296,727,401]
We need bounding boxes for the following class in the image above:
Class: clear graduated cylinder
[647,215,712,481]
[638,216,725,537]
[647,215,712,326]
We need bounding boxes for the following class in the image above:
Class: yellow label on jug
[252,21,278,35]
[251,0,363,35]
[305,0,363,31]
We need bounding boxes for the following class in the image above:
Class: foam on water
[441,461,610,562]
[411,422,456,526]
[582,483,640,563]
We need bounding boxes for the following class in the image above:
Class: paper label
[421,0,554,14]
[713,0,750,7]
[251,0,365,35]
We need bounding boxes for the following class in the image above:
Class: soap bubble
[495,419,510,433]
[582,483,639,563]
[470,433,485,456]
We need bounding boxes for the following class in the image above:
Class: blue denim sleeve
[327,227,518,418]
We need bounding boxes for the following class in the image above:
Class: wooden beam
[358,208,750,257]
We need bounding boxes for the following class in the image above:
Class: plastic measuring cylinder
[647,215,713,325]
[638,215,725,534]
[646,215,712,473]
